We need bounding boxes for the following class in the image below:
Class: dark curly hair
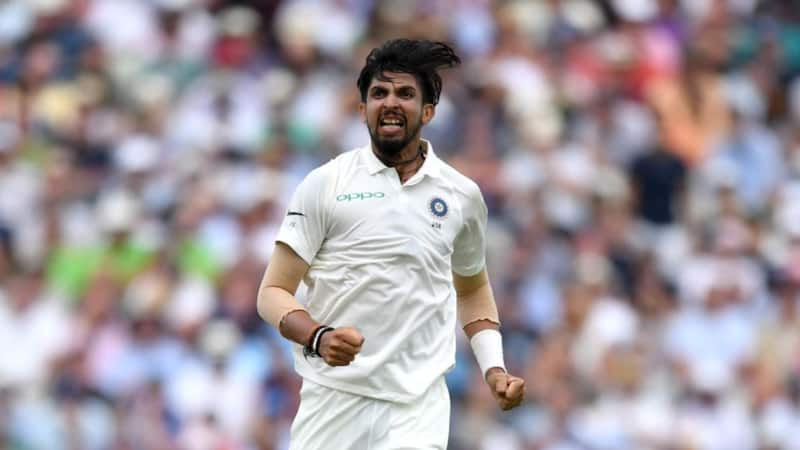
[356,39,461,106]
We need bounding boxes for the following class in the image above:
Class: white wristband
[469,329,506,378]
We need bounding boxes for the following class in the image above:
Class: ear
[358,102,367,123]
[421,104,435,125]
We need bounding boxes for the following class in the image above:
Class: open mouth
[378,115,405,136]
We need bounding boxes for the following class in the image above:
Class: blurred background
[1,0,800,448]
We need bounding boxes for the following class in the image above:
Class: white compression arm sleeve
[470,329,506,378]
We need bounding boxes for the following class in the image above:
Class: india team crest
[429,197,448,218]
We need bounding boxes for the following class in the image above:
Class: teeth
[381,118,402,125]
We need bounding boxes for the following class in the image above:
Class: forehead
[368,71,420,90]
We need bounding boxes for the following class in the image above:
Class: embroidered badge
[429,197,448,218]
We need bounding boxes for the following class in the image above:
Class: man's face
[359,71,435,156]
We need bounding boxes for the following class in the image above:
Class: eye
[398,89,414,99]
[370,88,387,98]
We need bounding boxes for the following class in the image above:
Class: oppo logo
[336,192,386,202]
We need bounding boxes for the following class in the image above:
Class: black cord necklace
[375,143,426,168]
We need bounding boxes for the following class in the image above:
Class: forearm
[464,319,499,339]
[454,269,506,378]
[456,271,500,333]
[256,242,320,346]
[463,316,505,380]
[464,321,506,379]
[257,280,364,366]
[257,285,319,346]
[278,309,320,348]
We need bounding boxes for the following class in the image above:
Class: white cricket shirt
[275,141,487,403]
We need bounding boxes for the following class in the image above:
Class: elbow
[256,285,280,322]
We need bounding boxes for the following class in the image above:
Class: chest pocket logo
[336,192,386,202]
[429,197,448,218]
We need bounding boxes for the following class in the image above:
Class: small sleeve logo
[429,197,448,218]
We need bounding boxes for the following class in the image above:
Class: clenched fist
[486,368,525,410]
[318,326,364,366]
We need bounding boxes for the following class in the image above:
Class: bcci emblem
[429,197,448,218]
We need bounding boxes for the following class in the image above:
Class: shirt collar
[361,139,442,180]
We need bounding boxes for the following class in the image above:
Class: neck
[373,140,427,183]
[373,138,423,164]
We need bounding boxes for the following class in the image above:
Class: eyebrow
[369,85,417,94]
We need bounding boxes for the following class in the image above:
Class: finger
[338,328,365,347]
[329,350,356,363]
[340,327,365,346]
[506,378,524,400]
[325,356,351,366]
[323,345,353,359]
[329,339,359,355]
[501,394,521,410]
[494,375,508,397]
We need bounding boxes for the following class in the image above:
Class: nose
[383,93,400,107]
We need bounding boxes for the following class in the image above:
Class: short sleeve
[275,166,331,265]
[451,183,488,276]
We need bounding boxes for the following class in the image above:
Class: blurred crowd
[2,0,800,449]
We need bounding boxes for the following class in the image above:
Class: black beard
[368,119,422,160]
